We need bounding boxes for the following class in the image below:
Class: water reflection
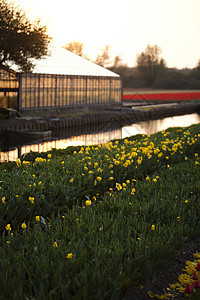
[0,128,122,162]
[122,113,200,138]
[1,113,200,163]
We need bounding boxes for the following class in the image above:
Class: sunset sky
[13,0,200,69]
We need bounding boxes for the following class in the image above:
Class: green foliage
[0,124,200,299]
[0,0,51,71]
[136,44,167,87]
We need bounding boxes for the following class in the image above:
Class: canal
[1,113,200,163]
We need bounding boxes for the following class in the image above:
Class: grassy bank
[0,124,200,299]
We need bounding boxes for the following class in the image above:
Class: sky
[13,0,200,69]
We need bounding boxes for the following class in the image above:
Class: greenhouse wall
[19,73,122,110]
[0,68,19,109]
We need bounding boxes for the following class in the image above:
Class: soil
[121,235,200,300]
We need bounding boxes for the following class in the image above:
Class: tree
[0,0,51,72]
[190,59,200,81]
[95,45,111,67]
[64,41,84,57]
[136,44,166,87]
[112,55,123,68]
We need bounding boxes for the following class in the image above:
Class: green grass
[0,124,200,299]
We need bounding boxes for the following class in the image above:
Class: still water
[1,113,200,163]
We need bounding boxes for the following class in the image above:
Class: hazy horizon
[12,0,200,69]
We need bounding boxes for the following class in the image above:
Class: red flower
[185,284,193,294]
[193,280,200,289]
[193,272,199,280]
[196,263,200,271]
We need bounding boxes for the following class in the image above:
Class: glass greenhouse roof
[30,46,119,77]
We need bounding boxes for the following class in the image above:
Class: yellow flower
[32,174,36,178]
[2,196,6,204]
[92,196,96,201]
[35,216,40,222]
[5,224,11,231]
[69,178,74,183]
[22,161,30,165]
[151,225,155,230]
[109,177,114,181]
[131,188,136,195]
[146,176,150,181]
[21,223,26,229]
[16,158,21,167]
[153,178,157,183]
[137,159,142,165]
[29,197,34,204]
[154,148,160,154]
[185,199,189,203]
[85,200,92,206]
[126,180,130,184]
[147,291,154,299]
[96,176,102,182]
[184,157,188,161]
[47,154,51,159]
[35,157,44,163]
[115,183,122,191]
[67,253,73,259]
[38,181,42,186]
[193,252,200,259]
[177,216,180,221]
[53,242,58,248]
[195,161,199,165]
[61,161,64,164]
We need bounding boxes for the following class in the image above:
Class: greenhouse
[0,47,122,113]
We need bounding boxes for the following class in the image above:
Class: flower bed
[123,90,200,101]
[0,124,200,299]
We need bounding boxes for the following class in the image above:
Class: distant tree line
[110,62,200,90]
[65,42,200,90]
[109,45,200,90]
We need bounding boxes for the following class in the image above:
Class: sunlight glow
[12,0,200,68]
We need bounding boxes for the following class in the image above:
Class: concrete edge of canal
[0,102,199,135]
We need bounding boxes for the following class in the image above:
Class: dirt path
[121,235,200,300]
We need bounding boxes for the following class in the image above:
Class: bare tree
[63,41,84,57]
[95,45,111,67]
